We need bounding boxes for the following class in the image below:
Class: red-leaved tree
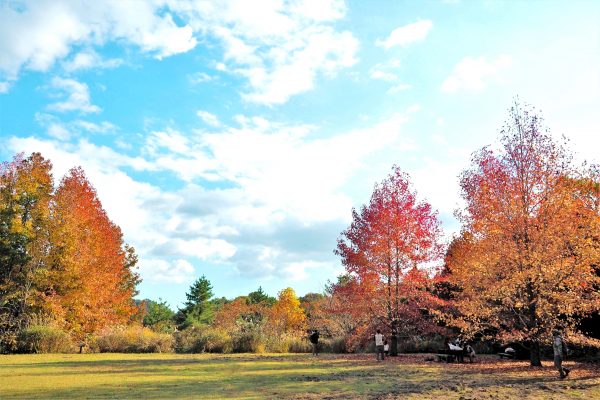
[335,166,444,347]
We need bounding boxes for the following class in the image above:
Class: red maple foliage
[335,165,445,343]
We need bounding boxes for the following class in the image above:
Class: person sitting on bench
[499,346,516,359]
[448,341,465,363]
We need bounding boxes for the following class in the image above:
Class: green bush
[96,326,173,353]
[18,325,73,354]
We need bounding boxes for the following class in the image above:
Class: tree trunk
[390,319,398,356]
[530,340,542,366]
[525,280,542,366]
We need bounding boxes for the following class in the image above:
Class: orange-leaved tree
[268,287,306,335]
[447,101,600,366]
[48,167,140,339]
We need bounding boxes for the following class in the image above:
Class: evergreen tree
[175,276,214,328]
[247,286,276,306]
[143,299,175,333]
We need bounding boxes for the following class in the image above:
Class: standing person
[375,329,385,361]
[552,328,570,379]
[465,344,476,363]
[309,329,320,356]
[383,340,390,357]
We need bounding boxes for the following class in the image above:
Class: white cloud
[152,237,236,260]
[237,27,358,105]
[172,0,359,105]
[197,110,221,127]
[370,69,398,81]
[35,113,117,140]
[62,49,123,72]
[0,81,10,93]
[0,0,196,78]
[291,0,346,21]
[441,55,512,93]
[369,60,411,93]
[145,129,188,155]
[4,104,419,284]
[144,110,412,223]
[387,83,412,94]
[188,72,215,84]
[278,260,333,281]
[0,0,357,105]
[376,20,433,49]
[47,77,101,114]
[72,120,116,134]
[46,123,71,141]
[139,259,196,284]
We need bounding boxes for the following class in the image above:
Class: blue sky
[1,0,599,308]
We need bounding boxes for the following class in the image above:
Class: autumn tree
[335,165,443,353]
[0,153,53,351]
[213,297,253,331]
[268,287,306,334]
[575,169,600,338]
[299,292,324,329]
[47,167,140,339]
[319,273,380,350]
[447,102,600,366]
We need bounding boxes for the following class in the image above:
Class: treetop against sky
[0,0,599,307]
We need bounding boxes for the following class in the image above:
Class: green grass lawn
[1,353,598,399]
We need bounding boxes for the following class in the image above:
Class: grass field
[1,353,599,399]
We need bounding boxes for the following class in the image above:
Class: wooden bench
[498,352,515,359]
[437,347,470,363]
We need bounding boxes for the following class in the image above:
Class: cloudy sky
[1,0,599,307]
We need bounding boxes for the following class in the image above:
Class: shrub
[18,325,73,354]
[264,335,290,353]
[398,338,442,354]
[233,331,265,353]
[174,326,204,353]
[202,328,233,353]
[174,326,233,353]
[320,337,347,353]
[287,337,312,353]
[96,326,173,353]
